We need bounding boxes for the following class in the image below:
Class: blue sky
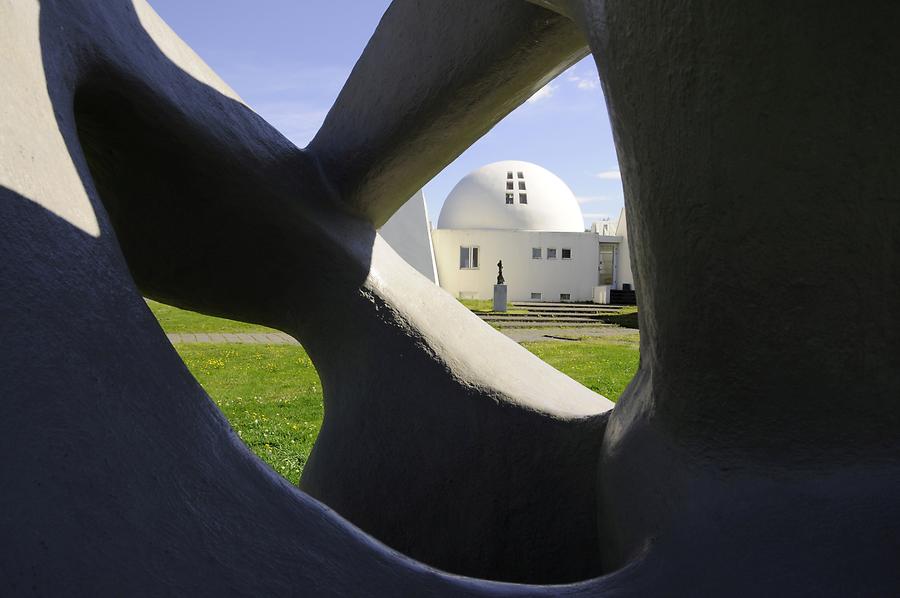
[150,1,624,227]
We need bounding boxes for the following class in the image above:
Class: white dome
[436,161,584,232]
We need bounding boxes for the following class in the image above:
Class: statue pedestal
[493,284,507,312]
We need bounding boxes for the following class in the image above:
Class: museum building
[380,160,634,303]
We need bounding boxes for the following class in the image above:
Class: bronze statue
[496,260,504,285]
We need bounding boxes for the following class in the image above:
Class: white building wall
[612,207,634,290]
[591,220,615,235]
[432,229,600,302]
[378,190,439,283]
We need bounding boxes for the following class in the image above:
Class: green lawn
[522,337,638,400]
[177,344,322,484]
[169,337,638,484]
[147,299,275,333]
[154,299,639,484]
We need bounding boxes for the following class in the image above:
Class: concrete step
[483,320,610,328]
[519,307,620,315]
[480,315,602,324]
[479,313,600,322]
[483,311,603,318]
[511,301,601,308]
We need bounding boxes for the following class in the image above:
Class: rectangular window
[507,171,513,179]
[547,248,557,260]
[518,181,526,190]
[506,181,514,190]
[532,247,542,259]
[459,246,479,269]
[560,293,571,301]
[459,246,470,269]
[531,292,542,300]
[517,171,524,179]
[519,193,527,204]
[505,193,514,204]
[561,248,572,259]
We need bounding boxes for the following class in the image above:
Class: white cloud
[566,72,600,91]
[594,170,621,180]
[526,83,556,104]
[575,195,614,205]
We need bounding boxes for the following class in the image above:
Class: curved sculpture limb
[310,1,589,225]
[576,0,900,589]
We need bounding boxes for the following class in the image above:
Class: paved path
[167,326,637,346]
[167,332,299,345]
[500,326,639,343]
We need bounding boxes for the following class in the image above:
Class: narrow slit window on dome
[518,181,526,190]
[505,193,514,204]
[507,171,513,179]
[506,181,514,190]
[519,193,527,204]
[517,171,524,178]
[532,247,542,259]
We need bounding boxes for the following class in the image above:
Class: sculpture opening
[144,299,323,484]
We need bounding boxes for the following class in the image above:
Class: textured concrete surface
[580,0,900,591]
[2,0,899,596]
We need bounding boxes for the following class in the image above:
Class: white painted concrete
[433,229,600,301]
[431,162,633,301]
[379,189,439,283]
[591,219,615,235]
[593,285,611,304]
[612,207,634,290]
[437,161,584,232]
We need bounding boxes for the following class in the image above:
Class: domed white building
[437,161,585,233]
[380,160,634,303]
